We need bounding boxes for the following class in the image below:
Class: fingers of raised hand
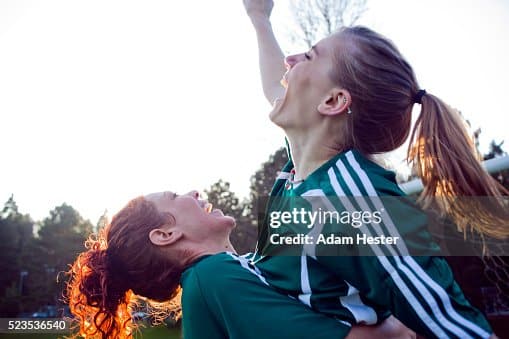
[243,0,274,18]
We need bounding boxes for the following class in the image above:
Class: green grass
[135,325,181,339]
[0,325,181,339]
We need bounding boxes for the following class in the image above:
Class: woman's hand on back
[346,316,416,339]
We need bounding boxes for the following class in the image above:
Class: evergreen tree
[0,196,34,316]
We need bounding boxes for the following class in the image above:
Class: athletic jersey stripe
[276,171,292,180]
[302,189,331,259]
[327,166,449,338]
[301,189,378,325]
[345,152,491,338]
[402,257,489,338]
[301,189,378,324]
[338,319,352,327]
[226,252,269,286]
[339,282,378,325]
[298,255,312,307]
[227,253,302,305]
[240,252,255,261]
[340,155,370,196]
[344,152,410,255]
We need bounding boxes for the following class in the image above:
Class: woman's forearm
[247,13,286,105]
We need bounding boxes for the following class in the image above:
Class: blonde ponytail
[329,26,508,240]
[407,93,509,239]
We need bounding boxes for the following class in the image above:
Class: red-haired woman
[67,190,414,338]
[243,0,507,338]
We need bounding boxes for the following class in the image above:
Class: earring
[343,97,352,114]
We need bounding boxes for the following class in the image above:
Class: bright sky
[1,0,508,224]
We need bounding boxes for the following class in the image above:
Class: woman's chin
[268,108,278,123]
[269,110,290,130]
[269,102,287,126]
[214,213,236,229]
[225,215,236,228]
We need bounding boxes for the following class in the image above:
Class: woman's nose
[284,53,304,69]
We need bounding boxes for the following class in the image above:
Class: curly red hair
[67,196,183,338]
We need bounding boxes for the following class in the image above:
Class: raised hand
[243,0,274,21]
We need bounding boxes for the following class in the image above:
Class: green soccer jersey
[180,252,350,339]
[251,148,492,339]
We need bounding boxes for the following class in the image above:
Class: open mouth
[280,72,288,88]
[273,72,289,108]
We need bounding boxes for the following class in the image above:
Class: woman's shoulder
[181,252,263,297]
[181,253,232,298]
[339,149,400,190]
[183,253,252,283]
[299,149,404,197]
[183,253,230,277]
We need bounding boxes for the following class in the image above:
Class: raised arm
[243,0,286,105]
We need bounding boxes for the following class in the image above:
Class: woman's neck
[185,240,237,266]
[287,132,345,181]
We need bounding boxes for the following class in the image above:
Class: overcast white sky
[1,0,508,223]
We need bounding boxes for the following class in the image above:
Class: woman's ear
[149,227,183,247]
[317,89,351,116]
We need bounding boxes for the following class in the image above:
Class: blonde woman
[244,0,507,338]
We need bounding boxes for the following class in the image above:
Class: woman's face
[145,190,235,240]
[270,34,341,129]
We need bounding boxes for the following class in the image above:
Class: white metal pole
[400,156,509,195]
